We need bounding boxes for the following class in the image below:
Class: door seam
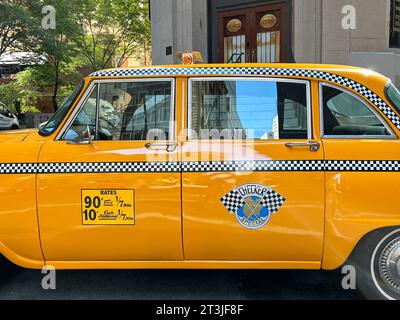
[35,142,47,267]
[320,140,327,268]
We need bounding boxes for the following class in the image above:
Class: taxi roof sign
[176,51,203,65]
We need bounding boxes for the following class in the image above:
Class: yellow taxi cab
[1,63,400,300]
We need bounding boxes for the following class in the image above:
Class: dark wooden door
[218,3,286,63]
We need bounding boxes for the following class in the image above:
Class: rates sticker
[81,189,135,225]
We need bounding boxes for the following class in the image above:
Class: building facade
[150,0,400,85]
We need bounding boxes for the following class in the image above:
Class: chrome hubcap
[379,236,400,294]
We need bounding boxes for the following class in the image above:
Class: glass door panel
[224,34,246,63]
[257,30,280,63]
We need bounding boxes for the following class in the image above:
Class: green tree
[0,68,42,115]
[77,0,151,71]
[0,0,151,113]
[0,1,38,57]
[27,0,83,111]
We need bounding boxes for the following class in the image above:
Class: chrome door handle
[285,141,320,152]
[144,142,178,152]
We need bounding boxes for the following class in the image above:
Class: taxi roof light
[176,51,203,65]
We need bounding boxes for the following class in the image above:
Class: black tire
[10,125,19,130]
[352,227,400,300]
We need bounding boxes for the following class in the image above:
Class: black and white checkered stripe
[1,160,400,174]
[324,160,400,171]
[259,190,286,214]
[220,190,245,213]
[181,160,325,172]
[90,66,400,131]
[0,162,181,174]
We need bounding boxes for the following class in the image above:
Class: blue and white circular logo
[220,183,286,230]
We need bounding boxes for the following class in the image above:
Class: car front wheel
[354,227,400,300]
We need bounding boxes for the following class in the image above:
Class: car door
[37,78,183,262]
[181,77,325,263]
[319,82,400,269]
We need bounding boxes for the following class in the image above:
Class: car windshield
[39,81,85,136]
[385,82,400,115]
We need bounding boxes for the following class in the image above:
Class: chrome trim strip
[94,84,100,140]
[56,82,97,140]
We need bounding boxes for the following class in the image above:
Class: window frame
[57,78,176,141]
[319,82,396,139]
[187,77,312,141]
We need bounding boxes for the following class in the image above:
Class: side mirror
[67,125,94,145]
[39,121,48,129]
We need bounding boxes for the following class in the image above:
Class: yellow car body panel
[322,139,400,269]
[181,142,325,262]
[0,63,398,270]
[37,140,183,262]
[0,141,44,268]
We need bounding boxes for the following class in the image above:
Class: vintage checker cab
[1,63,400,300]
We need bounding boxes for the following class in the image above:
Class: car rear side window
[385,82,400,115]
[189,78,310,140]
[321,83,392,137]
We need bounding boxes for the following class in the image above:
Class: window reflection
[191,79,308,140]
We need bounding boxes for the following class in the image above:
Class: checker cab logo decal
[220,183,286,230]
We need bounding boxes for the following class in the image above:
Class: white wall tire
[353,227,400,300]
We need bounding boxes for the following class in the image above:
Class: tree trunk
[52,79,59,112]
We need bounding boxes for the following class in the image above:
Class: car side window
[64,80,173,141]
[190,79,309,139]
[0,105,11,118]
[321,84,391,137]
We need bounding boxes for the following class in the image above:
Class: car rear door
[181,77,325,264]
[319,82,400,269]
[37,78,183,262]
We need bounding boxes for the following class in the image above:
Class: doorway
[218,3,286,63]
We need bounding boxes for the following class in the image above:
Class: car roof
[87,63,391,91]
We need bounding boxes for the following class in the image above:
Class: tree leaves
[76,0,151,71]
[0,0,151,111]
[0,1,38,56]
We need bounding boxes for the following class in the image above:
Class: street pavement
[0,257,363,300]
